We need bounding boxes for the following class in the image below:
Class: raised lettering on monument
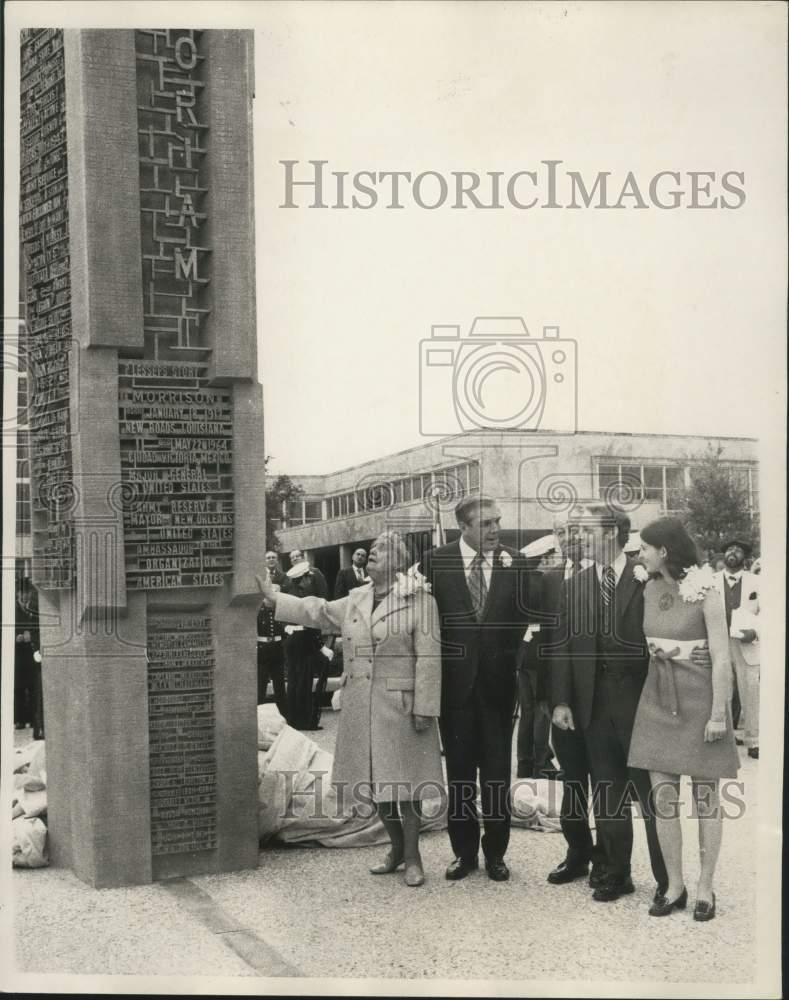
[147,613,217,854]
[118,361,234,589]
[20,28,74,589]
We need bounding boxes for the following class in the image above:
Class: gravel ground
[10,713,759,986]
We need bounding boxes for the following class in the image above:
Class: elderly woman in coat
[256,530,443,887]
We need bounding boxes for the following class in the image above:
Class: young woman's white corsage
[633,564,650,584]
[499,551,513,568]
[394,563,432,597]
[677,563,715,603]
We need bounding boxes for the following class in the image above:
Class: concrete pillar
[21,27,260,887]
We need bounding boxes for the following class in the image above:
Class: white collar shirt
[594,549,627,585]
[726,569,743,587]
[459,537,495,588]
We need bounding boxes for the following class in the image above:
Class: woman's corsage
[633,564,650,584]
[678,563,715,603]
[499,551,513,568]
[394,563,432,597]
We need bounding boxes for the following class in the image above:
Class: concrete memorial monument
[19,28,264,886]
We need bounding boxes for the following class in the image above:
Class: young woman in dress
[628,518,739,921]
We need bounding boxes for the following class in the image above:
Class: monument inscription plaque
[147,613,217,855]
[20,27,74,590]
[118,361,234,590]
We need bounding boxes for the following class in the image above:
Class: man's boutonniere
[678,563,715,603]
[633,564,650,584]
[394,563,432,597]
[499,551,513,568]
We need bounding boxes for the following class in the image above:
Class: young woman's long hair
[640,517,700,580]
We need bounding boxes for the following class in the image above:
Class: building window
[304,500,322,523]
[597,459,758,515]
[286,499,304,525]
[16,481,31,537]
[665,466,685,510]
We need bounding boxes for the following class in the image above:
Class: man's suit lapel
[615,557,641,621]
[579,564,597,627]
[446,542,477,618]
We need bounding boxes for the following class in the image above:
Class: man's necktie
[468,552,488,620]
[601,565,616,632]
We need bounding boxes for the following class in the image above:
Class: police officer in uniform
[257,584,287,716]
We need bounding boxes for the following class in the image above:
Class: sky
[2,1,785,482]
[252,2,785,475]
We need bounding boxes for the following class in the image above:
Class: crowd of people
[255,546,371,732]
[13,491,761,919]
[256,496,761,919]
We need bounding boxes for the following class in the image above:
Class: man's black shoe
[547,858,589,885]
[748,747,759,759]
[485,858,510,882]
[445,856,479,880]
[589,863,607,889]
[592,875,635,902]
[654,883,668,903]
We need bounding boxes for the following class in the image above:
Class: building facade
[272,429,759,589]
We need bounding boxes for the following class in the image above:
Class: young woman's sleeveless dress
[628,577,740,779]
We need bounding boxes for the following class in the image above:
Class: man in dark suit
[551,504,667,902]
[421,494,538,882]
[538,521,607,888]
[265,550,288,588]
[334,547,369,599]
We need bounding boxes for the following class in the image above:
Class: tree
[680,445,759,560]
[264,473,303,552]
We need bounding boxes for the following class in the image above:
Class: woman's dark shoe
[404,858,425,887]
[693,893,716,921]
[369,852,404,874]
[649,886,688,916]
